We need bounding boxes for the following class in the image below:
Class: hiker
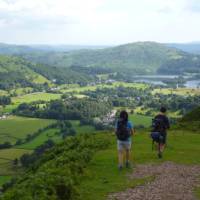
[115,110,134,170]
[151,107,170,158]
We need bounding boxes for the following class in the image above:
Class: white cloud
[0,0,200,44]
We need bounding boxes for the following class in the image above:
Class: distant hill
[0,55,50,89]
[21,42,200,75]
[0,43,108,55]
[0,43,37,55]
[167,43,200,54]
[1,42,200,76]
[0,54,96,90]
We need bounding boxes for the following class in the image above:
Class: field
[78,128,200,200]
[129,114,152,127]
[17,121,96,150]
[17,128,61,150]
[12,92,61,105]
[152,88,200,96]
[60,82,147,94]
[0,148,32,176]
[0,116,55,144]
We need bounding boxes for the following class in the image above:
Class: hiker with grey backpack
[115,110,134,170]
[151,107,170,158]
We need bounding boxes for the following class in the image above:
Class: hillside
[0,55,50,90]
[21,42,200,75]
[0,43,37,55]
[181,106,200,122]
[0,54,96,90]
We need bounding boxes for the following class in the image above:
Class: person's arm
[131,128,135,135]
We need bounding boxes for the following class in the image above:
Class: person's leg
[117,140,124,169]
[118,150,124,169]
[125,149,131,167]
[125,141,131,167]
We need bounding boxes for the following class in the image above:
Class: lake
[132,75,200,88]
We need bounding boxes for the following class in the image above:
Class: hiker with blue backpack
[151,107,170,158]
[115,110,134,170]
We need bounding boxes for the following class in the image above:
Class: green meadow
[152,88,200,96]
[129,114,152,127]
[60,82,147,94]
[0,116,55,144]
[12,92,61,105]
[17,128,61,150]
[78,128,200,200]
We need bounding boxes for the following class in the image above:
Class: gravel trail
[109,162,200,200]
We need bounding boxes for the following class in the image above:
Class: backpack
[116,120,130,141]
[152,116,166,133]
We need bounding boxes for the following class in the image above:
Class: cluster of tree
[157,55,200,74]
[83,87,200,116]
[1,134,110,200]
[28,63,97,85]
[0,96,11,106]
[56,120,76,138]
[0,142,12,149]
[13,98,113,123]
[19,139,55,168]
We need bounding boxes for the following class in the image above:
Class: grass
[15,121,95,150]
[78,128,200,199]
[60,82,148,94]
[12,92,61,105]
[0,176,11,186]
[0,90,8,96]
[0,116,55,144]
[0,148,31,161]
[0,148,31,176]
[70,120,96,134]
[17,128,61,150]
[129,114,152,127]
[9,87,33,96]
[152,88,200,96]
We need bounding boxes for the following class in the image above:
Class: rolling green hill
[0,55,50,89]
[0,54,95,90]
[21,42,200,75]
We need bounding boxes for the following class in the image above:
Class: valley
[0,42,199,199]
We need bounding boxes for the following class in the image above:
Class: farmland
[0,116,55,144]
[12,92,61,105]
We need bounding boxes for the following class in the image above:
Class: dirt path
[109,162,200,200]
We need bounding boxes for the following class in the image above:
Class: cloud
[185,0,200,13]
[0,0,200,44]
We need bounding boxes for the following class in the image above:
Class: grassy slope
[78,129,200,200]
[0,116,55,144]
[0,55,50,84]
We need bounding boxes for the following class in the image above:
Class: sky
[0,0,200,45]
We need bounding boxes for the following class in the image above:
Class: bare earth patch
[109,162,200,200]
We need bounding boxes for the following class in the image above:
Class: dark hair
[119,110,128,122]
[160,107,167,113]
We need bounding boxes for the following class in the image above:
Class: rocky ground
[109,162,200,200]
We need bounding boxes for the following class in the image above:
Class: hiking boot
[158,152,162,159]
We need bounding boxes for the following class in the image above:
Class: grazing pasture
[0,116,55,144]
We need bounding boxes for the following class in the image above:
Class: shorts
[117,140,132,151]
[152,132,167,144]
